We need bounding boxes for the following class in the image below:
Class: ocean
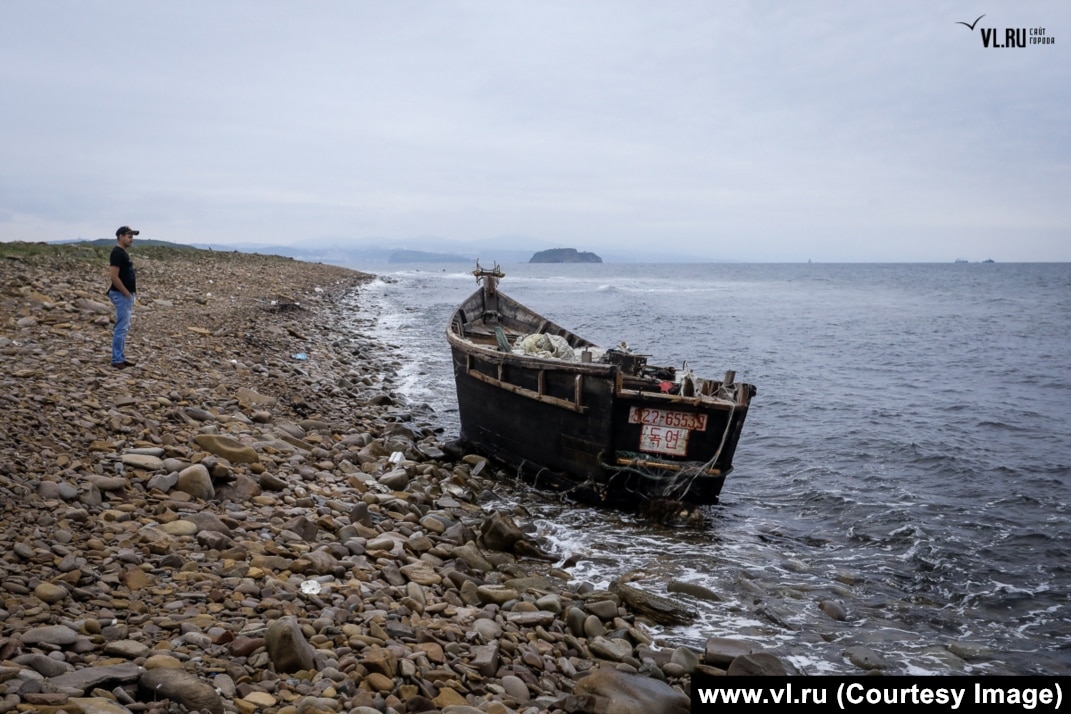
[336,261,1071,676]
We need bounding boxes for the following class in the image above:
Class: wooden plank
[465,367,588,414]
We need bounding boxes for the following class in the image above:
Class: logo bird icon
[956,14,985,30]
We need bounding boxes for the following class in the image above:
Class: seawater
[337,262,1071,676]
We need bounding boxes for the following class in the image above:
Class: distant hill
[530,248,602,264]
[57,237,198,250]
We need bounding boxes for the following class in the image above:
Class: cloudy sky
[1,1,1067,262]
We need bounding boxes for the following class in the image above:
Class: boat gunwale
[448,331,747,410]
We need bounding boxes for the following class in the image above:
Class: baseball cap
[116,226,140,237]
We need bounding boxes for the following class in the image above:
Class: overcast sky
[1,1,1067,262]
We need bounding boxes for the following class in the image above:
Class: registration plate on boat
[637,425,690,456]
[628,407,707,431]
[629,407,706,457]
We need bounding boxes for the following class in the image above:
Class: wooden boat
[446,264,757,507]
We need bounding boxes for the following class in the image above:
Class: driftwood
[610,581,698,625]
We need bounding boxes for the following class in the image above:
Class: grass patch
[2,240,302,268]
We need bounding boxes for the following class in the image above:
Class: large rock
[20,624,79,646]
[589,636,634,662]
[266,616,317,673]
[237,386,276,406]
[139,667,224,714]
[573,667,688,714]
[176,463,215,500]
[704,636,761,667]
[726,651,788,676]
[610,581,696,625]
[193,434,260,464]
[49,662,143,692]
[480,510,525,552]
[67,698,135,714]
[845,645,889,671]
[121,453,165,471]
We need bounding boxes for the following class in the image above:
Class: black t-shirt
[109,246,136,293]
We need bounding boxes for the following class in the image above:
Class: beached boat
[446,264,757,508]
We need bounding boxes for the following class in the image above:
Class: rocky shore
[0,242,788,714]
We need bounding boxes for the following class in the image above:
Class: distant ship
[954,259,969,264]
[982,258,995,263]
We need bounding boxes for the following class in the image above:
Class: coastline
[0,243,784,713]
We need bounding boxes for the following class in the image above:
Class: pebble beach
[0,243,790,714]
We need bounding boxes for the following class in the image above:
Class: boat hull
[447,278,754,506]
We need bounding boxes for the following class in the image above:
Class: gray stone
[470,642,500,677]
[726,651,788,676]
[121,453,165,471]
[85,475,128,491]
[185,511,233,535]
[501,674,530,703]
[585,599,620,620]
[667,579,723,602]
[139,667,224,714]
[14,653,69,678]
[669,646,700,674]
[583,614,605,638]
[480,510,525,552]
[589,636,634,662]
[574,667,689,714]
[193,434,260,464]
[33,582,68,604]
[49,662,143,691]
[104,639,151,659]
[704,636,761,667]
[67,698,136,714]
[266,616,317,673]
[20,624,79,646]
[176,463,214,500]
[282,516,319,542]
[476,585,519,606]
[471,618,502,644]
[451,542,493,572]
[820,599,848,621]
[146,471,179,492]
[377,468,409,490]
[504,610,556,627]
[845,645,889,671]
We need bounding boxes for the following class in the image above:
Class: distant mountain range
[51,235,721,267]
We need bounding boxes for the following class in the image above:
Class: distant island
[529,248,602,264]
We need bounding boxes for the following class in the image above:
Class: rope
[597,401,736,500]
[517,459,609,502]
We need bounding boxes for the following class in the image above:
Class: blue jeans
[109,291,134,364]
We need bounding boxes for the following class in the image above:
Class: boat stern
[605,376,755,504]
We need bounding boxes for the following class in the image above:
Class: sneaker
[111,361,127,369]
[123,359,137,367]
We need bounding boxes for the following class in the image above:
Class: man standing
[108,226,139,369]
